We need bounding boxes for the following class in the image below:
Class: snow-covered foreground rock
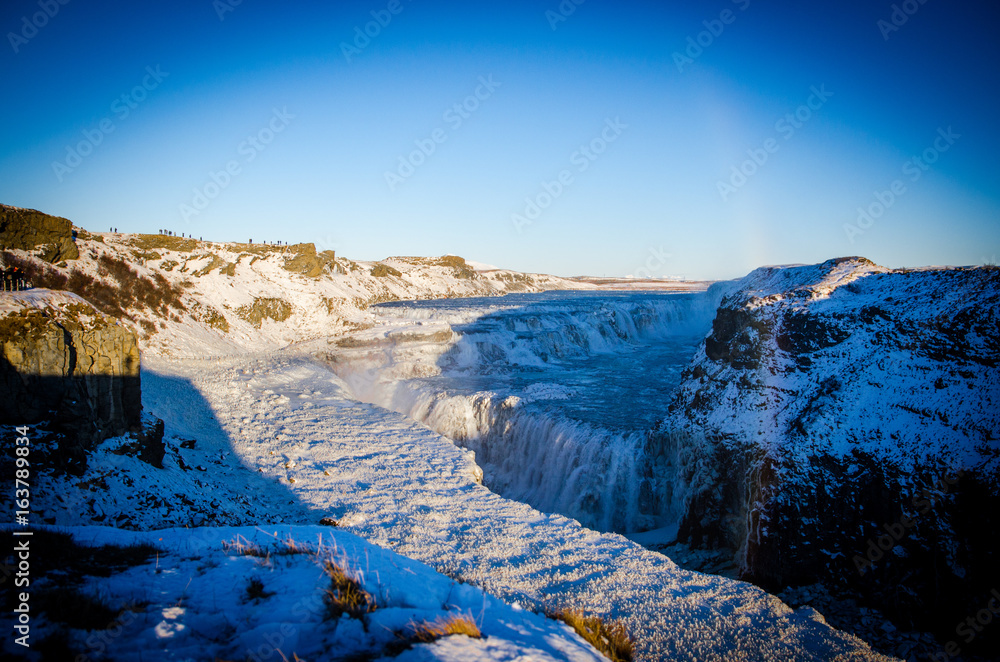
[22,350,893,660]
[2,525,609,662]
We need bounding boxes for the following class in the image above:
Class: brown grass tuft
[281,537,316,556]
[322,560,376,622]
[223,535,320,560]
[551,609,633,662]
[408,613,482,643]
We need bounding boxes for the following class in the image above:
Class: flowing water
[327,290,719,537]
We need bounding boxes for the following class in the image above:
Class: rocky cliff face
[1,290,142,471]
[667,257,1000,655]
[0,203,79,263]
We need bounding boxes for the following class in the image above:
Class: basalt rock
[282,243,336,278]
[236,297,292,328]
[0,204,80,263]
[112,412,165,468]
[370,262,402,278]
[1,291,141,472]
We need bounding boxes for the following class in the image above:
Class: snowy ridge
[27,231,590,357]
[716,256,890,306]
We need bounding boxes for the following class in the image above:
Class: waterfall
[327,291,719,535]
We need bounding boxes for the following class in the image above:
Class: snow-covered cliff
[667,256,1000,656]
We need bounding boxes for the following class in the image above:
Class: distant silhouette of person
[3,266,27,291]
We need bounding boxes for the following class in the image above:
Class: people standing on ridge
[2,266,28,291]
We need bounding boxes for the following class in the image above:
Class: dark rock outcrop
[282,243,336,277]
[111,412,165,468]
[1,290,141,472]
[0,204,80,263]
[236,297,292,328]
[370,262,402,278]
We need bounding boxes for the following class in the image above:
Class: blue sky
[1,0,998,279]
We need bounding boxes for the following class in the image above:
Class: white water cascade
[326,291,719,536]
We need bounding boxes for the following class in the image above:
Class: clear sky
[1,0,998,279]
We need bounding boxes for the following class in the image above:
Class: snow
[0,288,100,316]
[464,259,500,271]
[2,524,607,662]
[677,257,1000,476]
